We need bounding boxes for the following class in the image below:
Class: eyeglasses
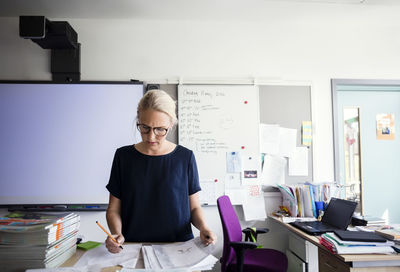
[136,123,169,136]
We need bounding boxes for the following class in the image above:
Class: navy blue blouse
[106,144,201,242]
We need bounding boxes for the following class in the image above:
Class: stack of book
[0,211,80,272]
[376,227,400,240]
[320,232,395,254]
[376,227,400,253]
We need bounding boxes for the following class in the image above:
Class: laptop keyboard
[302,221,337,231]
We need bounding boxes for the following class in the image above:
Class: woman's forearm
[191,206,209,231]
[106,209,123,235]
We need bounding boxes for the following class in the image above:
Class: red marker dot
[214,179,218,183]
[244,101,248,104]
[241,146,245,149]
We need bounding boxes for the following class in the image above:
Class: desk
[270,216,400,272]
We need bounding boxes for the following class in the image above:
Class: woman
[105,89,217,253]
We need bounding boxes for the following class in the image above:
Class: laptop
[289,198,357,235]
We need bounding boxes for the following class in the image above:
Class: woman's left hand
[200,228,217,246]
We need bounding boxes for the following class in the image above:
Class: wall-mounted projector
[19,16,81,82]
[19,16,78,49]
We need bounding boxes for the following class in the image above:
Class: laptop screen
[321,198,357,229]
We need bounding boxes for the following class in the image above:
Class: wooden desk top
[269,216,400,263]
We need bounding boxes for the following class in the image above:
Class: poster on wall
[376,113,395,140]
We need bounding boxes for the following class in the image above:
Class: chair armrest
[254,227,269,234]
[230,241,258,251]
[229,241,258,272]
[242,227,269,241]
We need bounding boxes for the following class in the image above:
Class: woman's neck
[135,141,176,156]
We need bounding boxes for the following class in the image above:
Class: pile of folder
[0,211,80,272]
[277,182,337,218]
[320,232,395,254]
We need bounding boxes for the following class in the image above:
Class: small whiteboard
[178,85,260,204]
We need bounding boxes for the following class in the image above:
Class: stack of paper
[121,269,190,272]
[146,237,218,271]
[71,237,216,271]
[320,232,395,254]
[0,211,80,271]
[73,243,142,269]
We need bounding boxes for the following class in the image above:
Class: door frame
[331,78,400,214]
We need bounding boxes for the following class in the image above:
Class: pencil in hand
[96,221,123,249]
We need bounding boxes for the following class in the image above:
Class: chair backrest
[217,195,243,272]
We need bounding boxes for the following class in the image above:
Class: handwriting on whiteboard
[179,88,230,154]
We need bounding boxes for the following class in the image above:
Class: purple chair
[217,195,288,272]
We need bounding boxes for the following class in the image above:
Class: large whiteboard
[178,85,260,203]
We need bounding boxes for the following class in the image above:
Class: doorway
[332,79,400,223]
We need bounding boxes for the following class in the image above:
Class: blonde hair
[137,89,177,125]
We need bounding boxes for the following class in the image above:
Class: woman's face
[137,109,172,151]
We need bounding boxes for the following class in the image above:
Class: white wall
[1,1,400,268]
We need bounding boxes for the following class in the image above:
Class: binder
[334,230,387,243]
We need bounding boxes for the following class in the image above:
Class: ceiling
[1,0,400,20]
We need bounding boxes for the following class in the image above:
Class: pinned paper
[259,124,280,155]
[226,152,242,173]
[260,154,286,185]
[244,170,257,178]
[278,127,297,158]
[288,147,308,176]
[376,113,395,140]
[199,181,215,205]
[241,154,261,186]
[225,173,242,188]
[242,185,266,221]
[302,121,312,146]
[242,155,260,176]
[225,188,245,205]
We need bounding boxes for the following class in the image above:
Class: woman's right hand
[105,233,125,254]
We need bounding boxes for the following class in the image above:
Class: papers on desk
[26,268,98,272]
[70,237,216,272]
[73,243,142,269]
[121,269,189,272]
[320,232,395,254]
[148,237,217,271]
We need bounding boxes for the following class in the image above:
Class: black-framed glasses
[136,123,169,136]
